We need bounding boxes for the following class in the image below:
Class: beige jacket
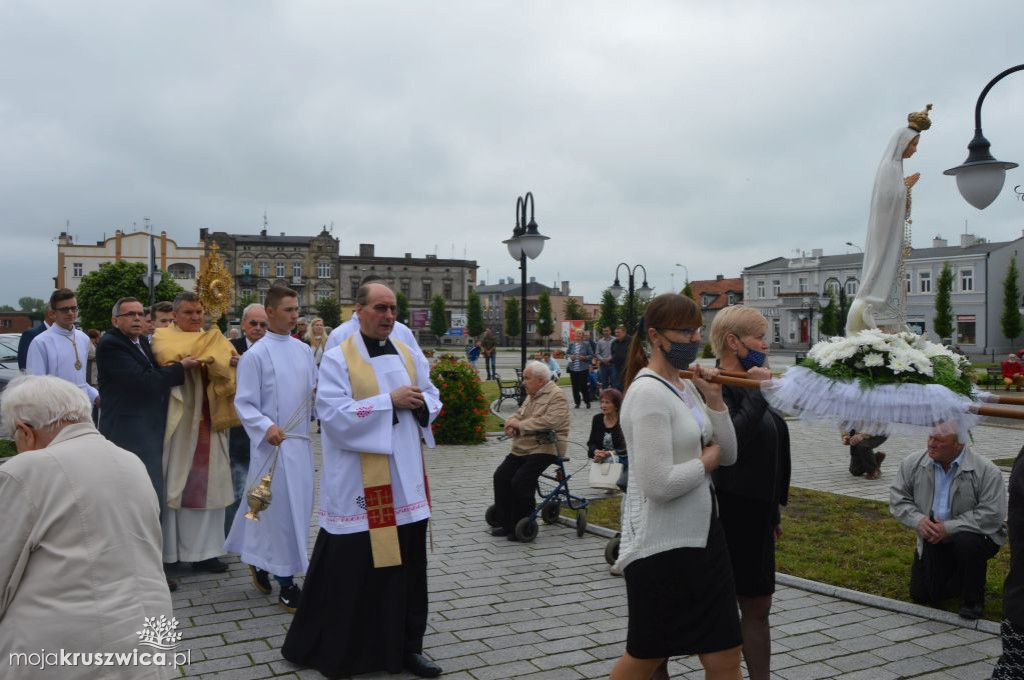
[509,380,571,456]
[0,423,175,679]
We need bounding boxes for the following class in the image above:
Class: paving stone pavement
[165,385,1009,679]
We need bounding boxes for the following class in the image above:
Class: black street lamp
[609,263,653,335]
[944,64,1023,209]
[801,296,819,349]
[503,192,549,372]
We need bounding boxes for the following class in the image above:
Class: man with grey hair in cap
[0,375,175,678]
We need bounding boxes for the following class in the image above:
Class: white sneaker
[610,564,623,577]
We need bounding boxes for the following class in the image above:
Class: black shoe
[574,404,580,409]
[490,527,511,537]
[191,557,229,573]
[278,584,301,614]
[404,653,442,678]
[249,565,272,594]
[585,403,591,409]
[959,603,983,620]
[506,533,520,542]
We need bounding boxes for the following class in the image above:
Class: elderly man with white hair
[490,360,571,540]
[890,423,1007,620]
[0,375,175,679]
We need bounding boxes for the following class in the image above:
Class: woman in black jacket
[586,388,627,490]
[709,306,791,680]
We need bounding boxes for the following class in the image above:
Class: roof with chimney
[689,276,743,310]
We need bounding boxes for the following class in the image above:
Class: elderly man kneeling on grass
[889,423,1007,620]
[0,375,176,679]
[490,360,571,540]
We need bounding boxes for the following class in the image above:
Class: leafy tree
[75,261,184,330]
[429,294,448,346]
[315,297,342,329]
[504,297,521,340]
[563,297,587,322]
[233,291,258,320]
[933,262,954,341]
[396,291,410,325]
[817,289,839,337]
[837,287,849,336]
[597,289,619,332]
[682,282,697,303]
[18,297,46,315]
[466,290,484,338]
[1002,257,1023,347]
[0,304,15,312]
[536,291,554,348]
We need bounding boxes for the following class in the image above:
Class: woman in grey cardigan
[610,294,742,680]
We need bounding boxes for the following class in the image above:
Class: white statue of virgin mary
[845,105,932,335]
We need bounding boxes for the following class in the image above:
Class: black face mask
[660,340,700,370]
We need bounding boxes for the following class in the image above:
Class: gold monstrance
[197,241,234,321]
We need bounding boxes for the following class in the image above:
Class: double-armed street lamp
[609,263,652,336]
[503,192,549,371]
[944,64,1023,209]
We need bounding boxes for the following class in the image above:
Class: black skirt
[281,520,429,677]
[716,488,777,597]
[623,512,742,659]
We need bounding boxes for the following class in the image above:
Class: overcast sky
[2,1,1022,308]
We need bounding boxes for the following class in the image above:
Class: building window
[315,289,333,302]
[906,272,911,293]
[0,319,10,329]
[293,262,302,278]
[259,262,269,277]
[168,263,195,279]
[798,277,808,293]
[961,268,974,292]
[918,271,931,293]
[845,279,858,295]
[443,281,453,299]
[422,281,432,300]
[957,321,976,344]
[400,280,411,297]
[242,261,252,275]
[258,289,267,305]
[73,262,83,277]
[276,262,285,278]
[756,280,765,298]
[824,279,840,296]
[317,262,332,278]
[350,279,360,299]
[727,293,737,305]
[771,280,781,297]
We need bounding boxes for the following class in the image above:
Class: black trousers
[849,434,887,476]
[493,453,557,531]
[910,531,1000,607]
[569,369,590,407]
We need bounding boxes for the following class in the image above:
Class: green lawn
[0,439,15,458]
[995,458,1017,468]
[566,487,1011,621]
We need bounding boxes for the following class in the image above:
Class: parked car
[0,332,23,394]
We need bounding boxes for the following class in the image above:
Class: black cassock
[96,328,185,509]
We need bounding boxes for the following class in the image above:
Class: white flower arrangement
[803,330,973,397]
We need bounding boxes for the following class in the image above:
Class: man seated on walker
[491,360,571,540]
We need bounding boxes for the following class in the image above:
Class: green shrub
[701,342,715,359]
[0,439,16,458]
[429,354,489,444]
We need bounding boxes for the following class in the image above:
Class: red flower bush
[429,354,488,445]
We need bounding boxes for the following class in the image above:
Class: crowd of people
[4,283,1024,679]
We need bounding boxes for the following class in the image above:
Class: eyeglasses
[247,321,268,328]
[116,311,146,319]
[657,326,703,339]
[371,304,397,314]
[55,306,78,314]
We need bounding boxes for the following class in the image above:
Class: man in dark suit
[96,297,199,589]
[225,303,268,534]
[16,305,54,370]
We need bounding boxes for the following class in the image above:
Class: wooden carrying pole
[678,370,1024,420]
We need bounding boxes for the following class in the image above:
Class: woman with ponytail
[610,293,742,680]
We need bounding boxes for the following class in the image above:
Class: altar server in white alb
[282,281,443,679]
[25,288,99,405]
[226,285,317,614]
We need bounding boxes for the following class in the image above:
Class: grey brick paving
[159,383,1004,678]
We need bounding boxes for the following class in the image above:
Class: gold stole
[341,335,417,568]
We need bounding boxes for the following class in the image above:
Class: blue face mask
[661,340,701,370]
[738,343,767,370]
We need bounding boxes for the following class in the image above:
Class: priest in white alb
[324,273,424,360]
[282,281,443,679]
[225,285,317,614]
[25,289,98,406]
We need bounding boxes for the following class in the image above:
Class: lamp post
[609,263,653,335]
[845,241,863,253]
[503,192,549,371]
[675,263,688,294]
[944,64,1023,209]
